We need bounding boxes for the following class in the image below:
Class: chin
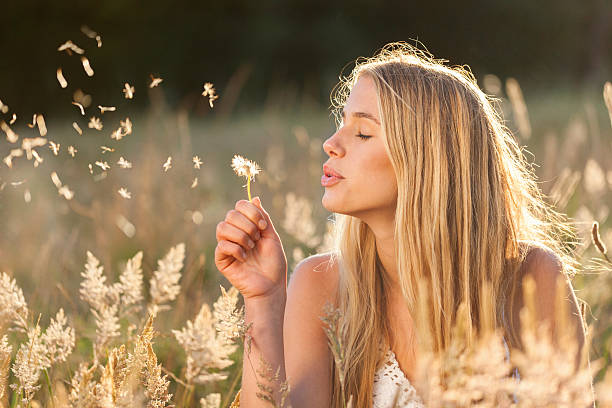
[321,193,354,216]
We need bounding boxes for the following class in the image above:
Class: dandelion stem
[247,179,252,202]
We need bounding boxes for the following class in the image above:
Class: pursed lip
[323,164,344,178]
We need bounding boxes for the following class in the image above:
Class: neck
[359,211,400,291]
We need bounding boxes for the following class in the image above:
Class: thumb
[253,196,279,238]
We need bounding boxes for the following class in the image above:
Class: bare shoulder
[287,252,340,306]
[283,252,340,406]
[516,243,585,348]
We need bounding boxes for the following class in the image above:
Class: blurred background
[0,0,611,404]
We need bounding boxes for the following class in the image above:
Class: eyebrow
[341,109,381,126]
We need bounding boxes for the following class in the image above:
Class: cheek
[362,156,397,196]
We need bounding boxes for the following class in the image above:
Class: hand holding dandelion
[214,194,287,303]
[231,154,261,202]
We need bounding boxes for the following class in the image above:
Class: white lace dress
[372,337,519,407]
[372,348,425,408]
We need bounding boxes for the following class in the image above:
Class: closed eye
[357,133,371,140]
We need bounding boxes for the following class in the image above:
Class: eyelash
[357,133,371,140]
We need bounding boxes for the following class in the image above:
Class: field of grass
[0,68,612,406]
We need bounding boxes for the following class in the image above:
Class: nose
[323,131,345,157]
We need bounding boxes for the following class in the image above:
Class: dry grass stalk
[0,336,12,402]
[505,78,532,140]
[254,354,291,408]
[320,302,352,407]
[172,286,241,384]
[148,243,185,316]
[282,193,321,247]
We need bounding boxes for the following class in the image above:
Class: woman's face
[322,75,398,220]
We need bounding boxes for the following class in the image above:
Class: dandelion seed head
[231,154,261,181]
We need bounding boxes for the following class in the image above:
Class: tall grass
[0,34,611,405]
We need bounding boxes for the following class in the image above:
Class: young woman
[214,43,590,407]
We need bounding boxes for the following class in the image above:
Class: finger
[215,239,247,263]
[252,196,278,238]
[216,221,256,252]
[235,199,267,231]
[225,209,261,242]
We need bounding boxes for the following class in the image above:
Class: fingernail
[259,220,267,229]
[241,249,247,261]
[248,239,255,248]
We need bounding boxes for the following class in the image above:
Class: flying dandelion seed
[163,156,172,172]
[36,114,47,137]
[123,83,135,99]
[1,121,19,143]
[27,114,36,128]
[31,150,43,167]
[116,214,136,237]
[117,156,132,169]
[88,117,103,130]
[604,82,612,128]
[193,155,203,169]
[73,89,92,107]
[49,141,60,156]
[81,57,94,77]
[58,185,74,200]
[110,128,122,140]
[10,180,25,187]
[80,25,96,38]
[149,74,163,88]
[0,99,8,114]
[57,40,84,55]
[24,189,31,203]
[120,117,132,134]
[72,122,83,135]
[68,146,77,157]
[50,171,62,188]
[191,177,198,188]
[191,210,203,225]
[118,187,132,199]
[95,161,110,171]
[100,146,115,154]
[231,154,261,201]
[3,149,22,168]
[22,137,47,161]
[88,163,93,174]
[9,114,16,125]
[57,68,68,88]
[80,25,102,47]
[98,106,116,114]
[72,102,85,116]
[202,82,219,108]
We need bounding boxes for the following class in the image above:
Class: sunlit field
[1,29,612,407]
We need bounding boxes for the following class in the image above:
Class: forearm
[241,297,289,407]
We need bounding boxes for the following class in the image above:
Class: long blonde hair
[326,42,580,407]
